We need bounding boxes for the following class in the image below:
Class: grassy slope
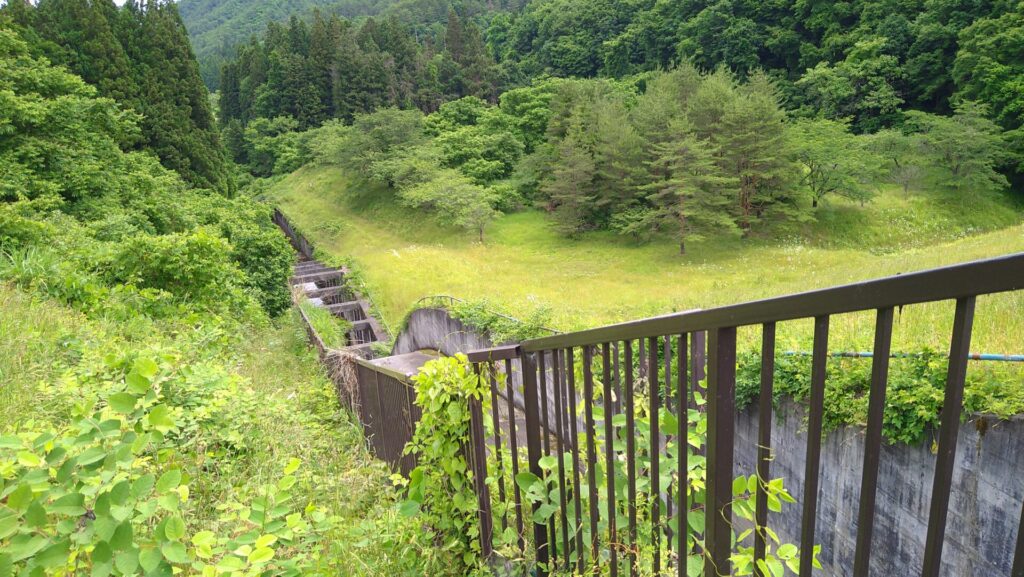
[269,165,1024,356]
[0,283,412,575]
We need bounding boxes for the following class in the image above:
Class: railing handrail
[520,252,1024,352]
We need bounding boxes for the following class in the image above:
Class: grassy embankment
[269,165,1024,356]
[0,284,422,575]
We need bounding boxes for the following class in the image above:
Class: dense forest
[2,0,233,194]
[211,0,1019,248]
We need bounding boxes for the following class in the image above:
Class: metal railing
[465,252,1024,577]
[353,359,420,475]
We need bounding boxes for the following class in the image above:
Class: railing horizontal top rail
[522,252,1024,352]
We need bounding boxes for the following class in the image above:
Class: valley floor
[269,165,1024,354]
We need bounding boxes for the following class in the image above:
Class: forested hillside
[178,0,527,88]
[0,15,455,573]
[3,0,233,194]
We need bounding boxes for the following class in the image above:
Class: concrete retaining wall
[734,400,1024,576]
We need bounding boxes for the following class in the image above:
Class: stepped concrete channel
[272,209,1024,576]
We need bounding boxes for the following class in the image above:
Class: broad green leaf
[0,514,17,539]
[155,470,182,493]
[35,538,70,569]
[398,500,420,517]
[255,535,277,548]
[191,531,216,547]
[50,493,85,516]
[538,456,557,470]
[514,472,541,493]
[732,476,747,497]
[114,549,139,574]
[283,458,300,475]
[161,541,189,564]
[107,393,137,414]
[139,548,162,572]
[77,447,107,466]
[132,474,155,499]
[165,515,186,541]
[125,371,150,395]
[92,542,113,564]
[16,451,42,468]
[248,547,274,564]
[9,534,48,562]
[135,358,159,379]
[147,405,174,432]
[776,543,798,560]
[110,521,133,551]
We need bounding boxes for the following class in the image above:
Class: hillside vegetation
[0,26,455,575]
[269,164,1024,351]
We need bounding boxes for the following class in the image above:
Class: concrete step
[291,270,344,286]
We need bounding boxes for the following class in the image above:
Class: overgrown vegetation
[2,0,233,194]
[402,354,818,576]
[299,297,352,349]
[0,26,448,575]
[737,349,1024,445]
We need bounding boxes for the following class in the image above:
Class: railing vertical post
[799,315,831,576]
[521,351,550,575]
[853,307,895,577]
[468,370,494,560]
[921,296,976,577]
[602,343,618,577]
[754,322,776,575]
[705,326,736,577]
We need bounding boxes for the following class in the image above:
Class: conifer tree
[713,72,800,234]
[543,113,596,237]
[646,120,738,253]
[120,0,233,194]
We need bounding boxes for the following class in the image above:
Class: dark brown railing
[465,252,1024,577]
[353,358,420,475]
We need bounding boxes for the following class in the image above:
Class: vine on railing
[398,355,491,576]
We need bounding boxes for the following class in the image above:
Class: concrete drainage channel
[272,208,439,475]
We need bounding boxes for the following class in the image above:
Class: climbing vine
[399,355,490,576]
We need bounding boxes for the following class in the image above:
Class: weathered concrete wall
[734,400,1024,577]
[392,307,499,356]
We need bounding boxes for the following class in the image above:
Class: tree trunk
[812,197,819,208]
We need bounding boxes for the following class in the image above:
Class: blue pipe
[782,351,1024,363]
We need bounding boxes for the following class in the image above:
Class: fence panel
[465,253,1024,577]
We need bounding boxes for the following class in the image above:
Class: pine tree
[32,0,137,102]
[646,120,738,253]
[713,72,800,235]
[591,96,646,226]
[219,62,242,125]
[120,0,233,194]
[543,114,596,237]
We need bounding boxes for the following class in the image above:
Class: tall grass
[269,166,1024,355]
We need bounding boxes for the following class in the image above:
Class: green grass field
[268,165,1024,355]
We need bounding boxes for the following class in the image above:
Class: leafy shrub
[107,230,258,317]
[0,353,338,576]
[736,348,1024,445]
[400,355,489,576]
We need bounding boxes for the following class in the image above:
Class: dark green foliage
[0,28,294,319]
[3,0,234,195]
[736,349,1024,446]
[219,10,501,131]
